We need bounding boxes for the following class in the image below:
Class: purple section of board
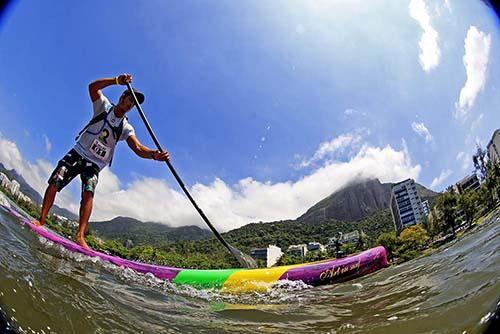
[6,206,181,281]
[280,246,388,286]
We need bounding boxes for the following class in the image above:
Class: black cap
[123,88,145,104]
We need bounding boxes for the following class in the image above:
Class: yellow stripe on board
[222,264,304,293]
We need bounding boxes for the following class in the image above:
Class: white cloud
[411,122,433,142]
[90,140,420,231]
[430,169,453,189]
[0,133,51,195]
[456,151,471,171]
[410,0,441,72]
[0,133,422,231]
[298,129,369,168]
[0,133,77,212]
[455,26,491,119]
[435,0,452,16]
[444,0,452,13]
[295,24,305,35]
[343,108,366,117]
[42,134,52,153]
[465,113,484,147]
[471,113,484,131]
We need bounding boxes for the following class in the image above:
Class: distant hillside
[298,178,392,223]
[220,208,394,251]
[90,179,430,249]
[0,163,78,220]
[415,183,441,207]
[215,178,440,252]
[297,178,439,224]
[91,216,212,246]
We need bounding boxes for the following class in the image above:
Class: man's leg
[76,191,93,249]
[34,149,80,226]
[33,183,58,227]
[77,162,99,249]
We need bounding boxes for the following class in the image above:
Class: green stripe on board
[173,269,241,289]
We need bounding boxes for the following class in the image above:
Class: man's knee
[82,174,98,194]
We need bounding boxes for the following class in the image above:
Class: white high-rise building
[422,200,430,216]
[286,244,308,259]
[0,173,10,189]
[306,242,326,253]
[10,180,20,197]
[390,179,425,231]
[18,192,32,203]
[250,245,283,267]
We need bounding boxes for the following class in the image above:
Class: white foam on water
[339,323,355,329]
[23,274,34,288]
[34,234,234,300]
[37,237,54,248]
[479,311,492,324]
[33,230,313,304]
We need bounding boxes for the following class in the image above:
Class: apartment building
[390,179,426,231]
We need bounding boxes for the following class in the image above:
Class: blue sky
[0,0,498,230]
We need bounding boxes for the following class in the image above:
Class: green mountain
[221,208,394,251]
[91,216,212,246]
[415,183,441,207]
[297,178,439,224]
[297,178,392,223]
[216,178,440,251]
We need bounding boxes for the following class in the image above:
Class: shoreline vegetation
[1,161,499,269]
[377,160,500,264]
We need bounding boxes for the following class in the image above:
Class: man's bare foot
[32,219,44,227]
[76,235,90,249]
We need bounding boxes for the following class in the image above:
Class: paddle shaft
[125,83,235,254]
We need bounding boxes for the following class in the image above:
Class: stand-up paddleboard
[2,203,388,293]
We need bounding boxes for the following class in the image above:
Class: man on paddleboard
[33,74,169,248]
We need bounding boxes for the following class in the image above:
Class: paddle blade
[228,244,258,269]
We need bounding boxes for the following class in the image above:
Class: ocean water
[0,197,499,333]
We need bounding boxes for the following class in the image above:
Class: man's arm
[88,74,132,102]
[126,135,170,161]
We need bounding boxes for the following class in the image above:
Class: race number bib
[90,138,111,161]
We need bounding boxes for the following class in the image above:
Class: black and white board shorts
[48,149,100,194]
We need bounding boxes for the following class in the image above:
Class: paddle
[126,82,257,269]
